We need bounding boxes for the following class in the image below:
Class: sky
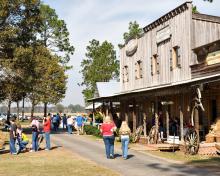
[42,0,220,107]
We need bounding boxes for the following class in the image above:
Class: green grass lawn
[0,147,119,176]
[0,126,119,176]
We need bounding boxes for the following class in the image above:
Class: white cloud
[43,0,220,106]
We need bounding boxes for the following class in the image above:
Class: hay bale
[205,133,215,143]
[214,118,220,132]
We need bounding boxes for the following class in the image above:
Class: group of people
[100,116,131,160]
[9,114,51,154]
[9,117,29,155]
[9,112,86,154]
[63,114,85,135]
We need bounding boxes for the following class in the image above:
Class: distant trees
[68,104,85,113]
[0,104,85,114]
[80,39,119,102]
[55,104,65,113]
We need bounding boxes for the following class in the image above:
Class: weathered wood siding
[120,3,192,92]
[192,14,220,49]
[190,14,220,76]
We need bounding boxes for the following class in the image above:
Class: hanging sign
[156,25,171,44]
[126,38,138,57]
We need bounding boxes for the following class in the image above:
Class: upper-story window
[123,65,129,83]
[151,54,159,75]
[135,60,143,79]
[170,46,181,70]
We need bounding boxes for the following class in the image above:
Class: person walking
[67,116,74,134]
[30,117,40,152]
[9,117,17,155]
[43,115,51,150]
[119,121,131,160]
[100,116,116,159]
[62,114,67,130]
[75,113,84,135]
[52,114,59,131]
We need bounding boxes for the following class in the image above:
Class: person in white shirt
[67,116,74,134]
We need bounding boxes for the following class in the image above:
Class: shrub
[84,125,102,138]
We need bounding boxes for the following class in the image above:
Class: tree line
[0,0,74,119]
[0,104,84,114]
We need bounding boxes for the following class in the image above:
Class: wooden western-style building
[89,1,220,143]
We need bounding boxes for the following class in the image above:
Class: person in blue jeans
[119,121,131,160]
[100,116,116,159]
[103,135,115,158]
[67,116,74,134]
[76,114,84,135]
[9,117,17,155]
[30,117,40,152]
[43,116,51,150]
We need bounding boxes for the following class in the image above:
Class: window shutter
[177,47,181,68]
[135,62,137,79]
[126,66,129,82]
[157,55,160,74]
[122,68,125,83]
[150,57,153,75]
[170,49,173,71]
[140,61,143,78]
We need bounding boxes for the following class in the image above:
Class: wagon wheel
[184,128,199,155]
[148,126,158,144]
[132,125,143,143]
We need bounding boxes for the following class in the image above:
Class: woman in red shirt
[100,116,116,159]
[43,115,51,150]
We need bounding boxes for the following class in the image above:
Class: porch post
[133,100,137,133]
[155,98,159,143]
[120,101,124,121]
[106,102,109,116]
[165,107,169,138]
[143,105,147,138]
[110,101,113,115]
[180,107,184,142]
[92,101,95,126]
[125,102,129,122]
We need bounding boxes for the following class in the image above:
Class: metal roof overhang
[88,73,220,103]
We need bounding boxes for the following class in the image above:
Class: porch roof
[88,73,220,102]
[85,102,102,110]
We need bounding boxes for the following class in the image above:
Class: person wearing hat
[119,121,131,160]
[100,116,116,159]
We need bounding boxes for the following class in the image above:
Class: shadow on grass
[0,149,10,155]
[50,145,62,150]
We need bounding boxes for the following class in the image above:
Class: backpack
[52,116,58,123]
